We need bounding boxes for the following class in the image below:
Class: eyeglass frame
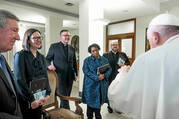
[30,36,43,41]
[61,35,71,37]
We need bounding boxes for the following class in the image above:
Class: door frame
[106,18,136,65]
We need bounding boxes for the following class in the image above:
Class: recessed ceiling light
[65,2,74,6]
[64,0,79,5]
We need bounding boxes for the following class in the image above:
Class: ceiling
[17,0,79,16]
[1,0,179,29]
[103,0,179,21]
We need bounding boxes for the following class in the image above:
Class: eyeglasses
[31,36,43,40]
[62,35,71,37]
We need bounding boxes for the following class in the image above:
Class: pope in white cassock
[108,13,179,119]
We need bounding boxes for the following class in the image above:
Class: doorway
[106,19,136,65]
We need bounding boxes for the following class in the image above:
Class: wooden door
[106,19,136,65]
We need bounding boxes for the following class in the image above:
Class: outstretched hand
[118,65,130,73]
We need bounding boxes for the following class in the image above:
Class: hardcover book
[30,77,47,100]
[97,63,110,74]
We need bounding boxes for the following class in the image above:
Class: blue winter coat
[82,55,112,109]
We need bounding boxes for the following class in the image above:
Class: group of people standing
[0,8,130,119]
[2,8,178,119]
[0,9,129,119]
[0,9,77,119]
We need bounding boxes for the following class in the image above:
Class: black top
[46,42,78,81]
[13,50,51,103]
[63,44,68,58]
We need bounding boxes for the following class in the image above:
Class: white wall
[135,15,156,57]
[69,29,79,36]
[135,5,179,58]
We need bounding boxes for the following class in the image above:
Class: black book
[97,63,110,74]
[30,77,47,100]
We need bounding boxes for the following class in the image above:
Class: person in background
[82,43,112,119]
[46,29,78,109]
[103,41,130,113]
[0,9,23,119]
[108,13,179,119]
[13,28,51,119]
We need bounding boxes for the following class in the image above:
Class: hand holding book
[98,74,104,80]
[31,95,50,109]
[97,63,110,74]
[118,65,131,73]
[39,95,50,106]
[30,78,47,100]
[31,100,41,109]
[117,58,125,67]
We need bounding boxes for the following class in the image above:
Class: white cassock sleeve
[108,69,128,112]
[107,55,145,119]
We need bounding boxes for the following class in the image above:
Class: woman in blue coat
[82,43,112,119]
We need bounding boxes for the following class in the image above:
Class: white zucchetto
[149,13,179,26]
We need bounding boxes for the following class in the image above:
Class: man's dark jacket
[46,42,78,82]
[0,56,22,119]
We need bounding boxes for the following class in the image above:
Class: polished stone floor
[67,81,133,119]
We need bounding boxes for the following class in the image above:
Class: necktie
[0,55,16,95]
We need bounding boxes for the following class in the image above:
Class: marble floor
[66,81,132,119]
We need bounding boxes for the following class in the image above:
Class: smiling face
[60,31,70,45]
[0,18,19,53]
[111,41,119,52]
[29,31,42,50]
[91,47,99,58]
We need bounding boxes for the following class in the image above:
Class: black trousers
[87,105,102,119]
[20,104,42,119]
[57,72,73,109]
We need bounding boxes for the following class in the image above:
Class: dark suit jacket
[46,42,77,81]
[0,56,22,119]
[103,51,130,84]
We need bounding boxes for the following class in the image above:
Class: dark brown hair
[60,29,69,35]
